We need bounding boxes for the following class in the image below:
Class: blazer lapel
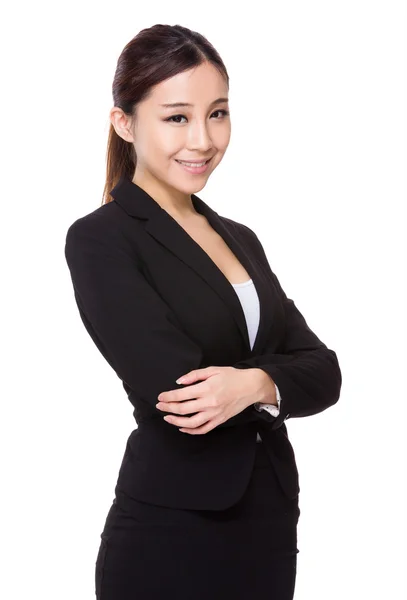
[110,174,277,357]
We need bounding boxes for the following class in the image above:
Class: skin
[110,61,277,435]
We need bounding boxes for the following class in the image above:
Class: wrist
[248,368,278,407]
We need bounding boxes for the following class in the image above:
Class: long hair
[102,24,229,206]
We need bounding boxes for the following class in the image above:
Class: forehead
[149,62,228,106]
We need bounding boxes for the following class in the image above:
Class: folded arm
[65,216,341,432]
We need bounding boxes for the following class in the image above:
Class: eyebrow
[159,97,229,109]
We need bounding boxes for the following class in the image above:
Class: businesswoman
[65,24,342,600]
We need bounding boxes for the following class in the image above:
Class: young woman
[65,23,342,600]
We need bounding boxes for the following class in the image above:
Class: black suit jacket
[64,174,342,510]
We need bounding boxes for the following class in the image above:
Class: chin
[168,177,210,196]
[190,181,209,194]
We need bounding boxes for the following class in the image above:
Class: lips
[175,158,212,165]
[175,157,213,174]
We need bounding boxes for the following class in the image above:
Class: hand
[155,366,273,435]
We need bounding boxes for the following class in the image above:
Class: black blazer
[64,174,342,510]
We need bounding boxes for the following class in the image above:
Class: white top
[230,279,282,441]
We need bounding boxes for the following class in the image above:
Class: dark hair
[102,24,229,206]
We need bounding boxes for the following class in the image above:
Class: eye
[212,109,229,119]
[164,109,230,124]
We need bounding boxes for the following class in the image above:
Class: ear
[109,106,135,143]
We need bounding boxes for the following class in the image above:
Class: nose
[186,120,214,153]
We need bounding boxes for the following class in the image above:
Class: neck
[132,171,198,219]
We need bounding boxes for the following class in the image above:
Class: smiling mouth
[175,158,212,167]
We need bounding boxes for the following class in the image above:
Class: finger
[179,421,217,435]
[157,399,204,415]
[157,387,210,412]
[163,411,213,428]
[176,366,217,385]
[157,380,206,404]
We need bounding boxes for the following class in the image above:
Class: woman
[65,24,342,600]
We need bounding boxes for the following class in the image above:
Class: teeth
[177,160,208,167]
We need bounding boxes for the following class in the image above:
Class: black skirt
[95,439,300,600]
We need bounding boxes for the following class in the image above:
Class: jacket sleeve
[230,224,342,430]
[64,215,269,427]
[64,215,211,420]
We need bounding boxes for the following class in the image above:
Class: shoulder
[64,201,133,263]
[218,214,263,253]
[219,214,278,282]
[218,214,256,238]
[66,201,120,237]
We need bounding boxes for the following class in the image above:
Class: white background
[1,1,406,598]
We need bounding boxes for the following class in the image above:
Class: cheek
[156,123,183,149]
[218,125,232,149]
[210,128,231,158]
[143,123,177,156]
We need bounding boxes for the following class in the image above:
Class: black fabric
[64,174,342,509]
[95,441,300,600]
